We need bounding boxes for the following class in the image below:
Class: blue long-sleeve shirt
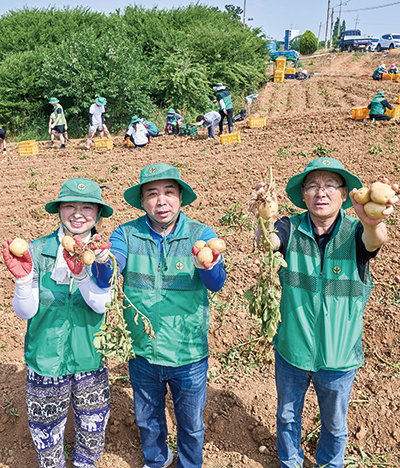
[92,214,226,292]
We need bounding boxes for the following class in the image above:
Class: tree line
[0,5,269,139]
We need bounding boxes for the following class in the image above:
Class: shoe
[85,147,90,151]
[206,137,215,140]
[113,143,116,147]
[143,447,173,468]
[50,141,54,147]
[2,150,6,154]
[60,144,67,150]
[65,138,70,142]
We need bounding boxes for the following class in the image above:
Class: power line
[346,1,400,12]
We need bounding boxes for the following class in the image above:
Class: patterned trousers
[26,366,110,468]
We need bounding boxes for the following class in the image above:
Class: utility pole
[337,0,342,38]
[243,0,246,27]
[317,22,322,44]
[324,0,331,49]
[355,14,359,29]
[329,8,334,48]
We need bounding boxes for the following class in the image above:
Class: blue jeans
[129,356,208,468]
[275,351,357,468]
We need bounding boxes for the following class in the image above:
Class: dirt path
[1,50,400,468]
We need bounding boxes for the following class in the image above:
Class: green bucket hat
[213,83,226,91]
[130,115,140,125]
[49,97,59,104]
[377,91,385,97]
[45,178,113,217]
[124,163,197,210]
[285,157,362,210]
[167,108,175,114]
[95,97,107,106]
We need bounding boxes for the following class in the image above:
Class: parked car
[338,29,372,52]
[367,38,379,52]
[376,33,400,51]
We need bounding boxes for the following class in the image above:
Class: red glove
[192,247,221,270]
[63,248,84,276]
[3,238,33,278]
[203,249,220,270]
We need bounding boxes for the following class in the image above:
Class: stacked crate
[274,57,286,83]
[285,67,296,79]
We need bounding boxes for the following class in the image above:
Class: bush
[299,30,318,55]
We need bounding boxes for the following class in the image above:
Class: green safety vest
[25,231,104,377]
[121,213,210,367]
[370,96,386,115]
[372,67,383,78]
[216,89,233,111]
[51,104,66,126]
[274,210,374,372]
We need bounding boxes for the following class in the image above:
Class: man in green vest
[92,163,227,468]
[368,91,394,121]
[254,158,398,468]
[48,97,67,150]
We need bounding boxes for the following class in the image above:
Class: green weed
[219,203,253,230]
[369,145,383,155]
[313,143,336,157]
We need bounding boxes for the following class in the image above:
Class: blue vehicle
[339,29,372,52]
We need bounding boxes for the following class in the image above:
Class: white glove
[93,248,110,264]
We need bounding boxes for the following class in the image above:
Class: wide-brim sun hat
[124,163,197,210]
[49,97,59,104]
[95,97,107,106]
[213,83,226,91]
[167,108,175,114]
[285,157,362,210]
[45,178,113,217]
[377,91,385,97]
[130,115,140,125]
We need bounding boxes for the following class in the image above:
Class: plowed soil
[1,51,400,468]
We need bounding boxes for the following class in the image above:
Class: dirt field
[1,50,400,468]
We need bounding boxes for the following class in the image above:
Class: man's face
[141,179,181,229]
[301,170,348,223]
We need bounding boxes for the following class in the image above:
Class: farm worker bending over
[368,91,394,121]
[213,83,234,134]
[252,158,398,468]
[0,127,6,154]
[92,163,227,468]
[372,63,387,80]
[85,97,113,150]
[164,108,184,135]
[196,111,221,140]
[125,115,150,148]
[48,97,67,150]
[2,178,114,468]
[389,63,398,74]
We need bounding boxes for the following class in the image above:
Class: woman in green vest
[252,158,398,468]
[368,91,394,121]
[2,178,113,468]
[48,97,67,150]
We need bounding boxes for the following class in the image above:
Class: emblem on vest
[175,262,184,270]
[78,183,86,190]
[333,266,341,274]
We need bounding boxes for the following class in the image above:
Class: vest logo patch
[149,166,156,174]
[77,183,86,191]
[322,159,331,166]
[175,262,184,270]
[333,266,341,274]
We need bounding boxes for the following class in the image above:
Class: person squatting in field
[372,63,387,80]
[48,97,67,150]
[92,163,227,468]
[2,178,114,468]
[164,108,184,135]
[253,157,398,468]
[125,115,151,148]
[368,91,394,121]
[85,97,113,150]
[195,111,221,140]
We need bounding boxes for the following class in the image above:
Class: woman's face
[59,202,99,238]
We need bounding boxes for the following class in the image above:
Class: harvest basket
[180,123,198,136]
[286,68,296,75]
[386,104,400,119]
[274,71,285,83]
[275,57,286,71]
[382,74,394,81]
[249,117,266,128]
[94,138,113,150]
[220,131,241,145]
[18,140,39,156]
[351,107,370,120]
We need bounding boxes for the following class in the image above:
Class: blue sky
[0,1,399,41]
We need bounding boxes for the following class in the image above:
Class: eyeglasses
[302,184,345,196]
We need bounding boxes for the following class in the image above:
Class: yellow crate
[396,76,400,83]
[274,71,285,83]
[249,117,266,128]
[382,73,393,81]
[220,131,241,145]
[386,104,400,119]
[351,107,370,120]
[18,140,39,156]
[286,68,296,74]
[275,57,286,71]
[94,138,113,150]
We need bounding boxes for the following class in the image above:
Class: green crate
[180,123,198,136]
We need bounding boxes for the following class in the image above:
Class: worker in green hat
[85,97,113,150]
[48,97,67,150]
[2,177,114,467]
[251,157,398,468]
[164,107,184,135]
[92,163,226,468]
[213,83,234,134]
[368,90,394,121]
[124,115,150,148]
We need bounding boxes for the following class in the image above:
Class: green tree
[224,4,243,20]
[290,35,302,51]
[299,30,318,55]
